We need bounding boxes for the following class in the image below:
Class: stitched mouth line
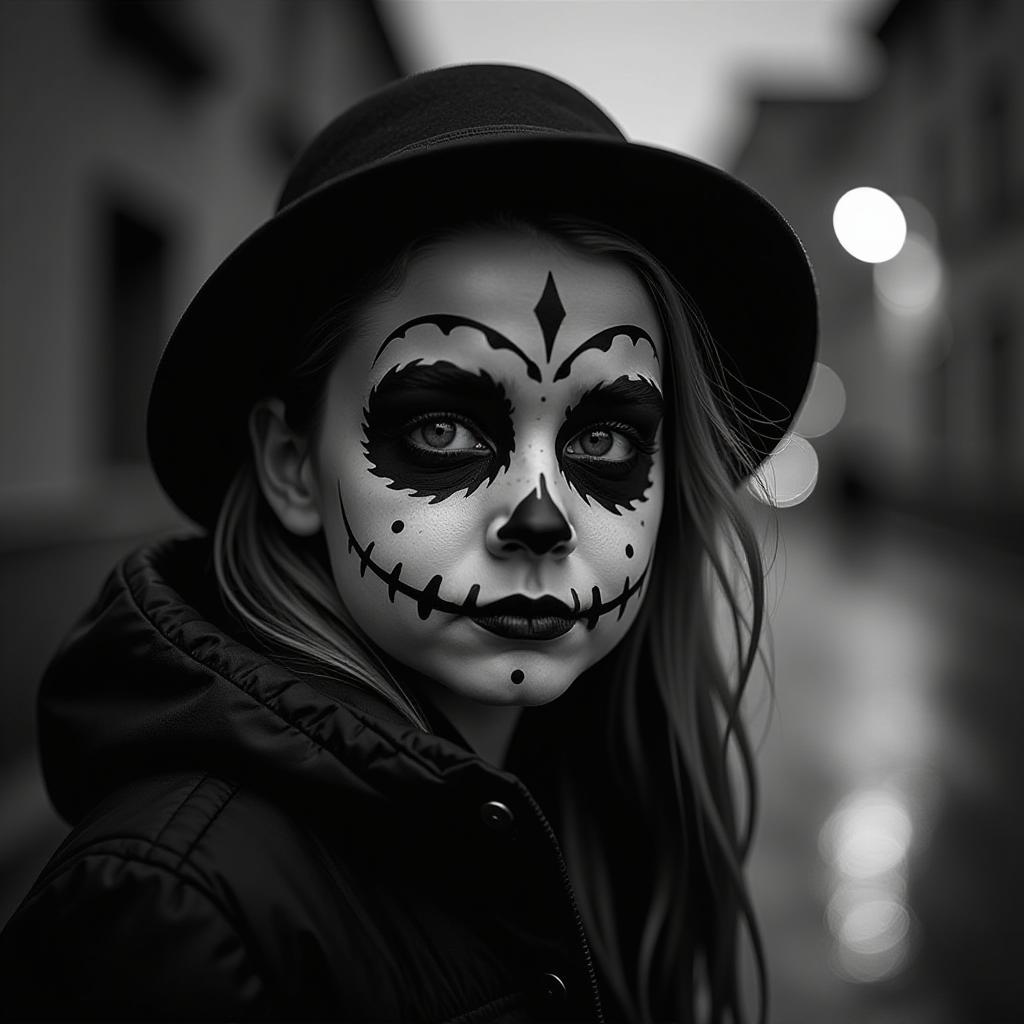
[336,483,648,630]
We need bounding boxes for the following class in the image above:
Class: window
[923,124,951,239]
[971,0,1001,25]
[259,0,314,165]
[987,305,1013,464]
[100,201,171,463]
[917,1,945,84]
[976,70,1012,228]
[926,346,949,457]
[94,0,214,92]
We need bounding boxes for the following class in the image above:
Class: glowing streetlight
[833,188,907,263]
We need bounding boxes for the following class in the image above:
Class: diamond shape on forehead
[534,272,565,364]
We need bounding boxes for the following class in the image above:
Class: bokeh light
[831,930,911,984]
[873,231,944,313]
[821,786,917,984]
[838,898,911,954]
[821,789,914,878]
[792,362,846,438]
[876,305,954,370]
[833,187,907,263]
[872,211,950,369]
[896,194,939,246]
[748,434,818,508]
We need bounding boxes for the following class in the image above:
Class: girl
[0,65,816,1023]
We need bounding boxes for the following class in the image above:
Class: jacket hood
[39,534,562,825]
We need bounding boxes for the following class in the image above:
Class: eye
[564,427,636,461]
[405,416,491,453]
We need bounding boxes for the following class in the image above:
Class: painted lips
[472,594,578,640]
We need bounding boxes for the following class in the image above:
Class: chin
[406,646,583,707]
[411,617,631,707]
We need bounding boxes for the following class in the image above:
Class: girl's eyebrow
[365,359,513,420]
[564,376,665,427]
[372,314,542,382]
[552,325,659,382]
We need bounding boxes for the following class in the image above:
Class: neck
[420,682,524,769]
[382,656,523,768]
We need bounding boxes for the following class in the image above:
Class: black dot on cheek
[640,520,645,527]
[391,520,404,534]
[511,669,524,685]
[540,396,547,403]
[625,544,634,558]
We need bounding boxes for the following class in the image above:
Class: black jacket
[0,536,621,1022]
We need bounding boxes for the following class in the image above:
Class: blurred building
[0,0,401,923]
[0,0,400,542]
[731,0,1024,547]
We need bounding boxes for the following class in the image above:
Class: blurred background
[0,1,1021,1021]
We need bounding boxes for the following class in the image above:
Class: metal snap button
[539,972,567,1002]
[479,800,515,833]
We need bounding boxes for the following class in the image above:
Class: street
[750,499,1024,1024]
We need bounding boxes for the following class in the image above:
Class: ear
[249,398,322,536]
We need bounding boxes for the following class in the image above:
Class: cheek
[325,456,485,584]
[576,459,664,581]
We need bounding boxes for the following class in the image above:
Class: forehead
[380,230,656,328]
[340,228,664,390]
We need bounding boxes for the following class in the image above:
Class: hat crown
[277,64,625,211]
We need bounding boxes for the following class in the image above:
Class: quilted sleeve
[0,845,271,1020]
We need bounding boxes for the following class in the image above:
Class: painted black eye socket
[556,418,657,513]
[362,360,515,503]
[554,377,662,514]
[404,415,492,455]
[564,426,638,462]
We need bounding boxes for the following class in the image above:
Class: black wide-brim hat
[148,63,817,530]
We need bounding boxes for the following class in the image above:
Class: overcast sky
[379,0,891,166]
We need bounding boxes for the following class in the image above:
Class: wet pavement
[748,499,1024,1024]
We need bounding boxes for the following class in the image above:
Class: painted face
[315,229,665,706]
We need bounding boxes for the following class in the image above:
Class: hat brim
[148,133,817,529]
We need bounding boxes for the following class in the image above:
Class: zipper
[517,783,605,1023]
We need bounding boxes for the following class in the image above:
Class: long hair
[213,214,769,1023]
[542,219,768,1023]
[213,248,433,731]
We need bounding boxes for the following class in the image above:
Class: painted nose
[490,474,576,557]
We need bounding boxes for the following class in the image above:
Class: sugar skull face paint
[362,360,516,502]
[314,229,665,707]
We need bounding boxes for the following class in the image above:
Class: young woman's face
[315,229,665,706]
